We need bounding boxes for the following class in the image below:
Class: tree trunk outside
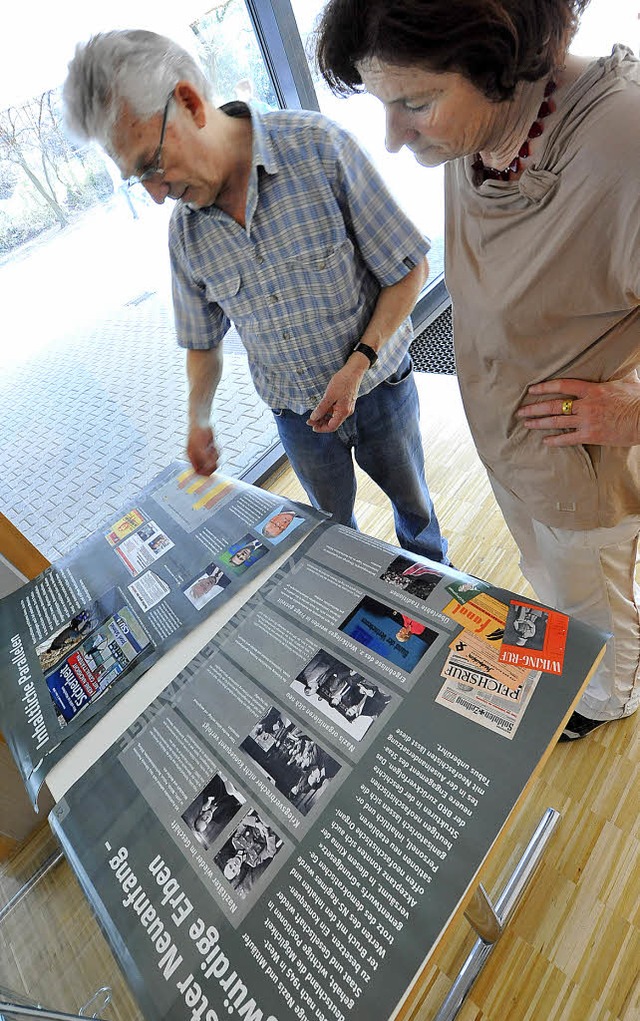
[17,154,68,228]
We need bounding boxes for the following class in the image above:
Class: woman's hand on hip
[517,376,640,446]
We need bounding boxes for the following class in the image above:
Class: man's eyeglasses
[127,91,174,187]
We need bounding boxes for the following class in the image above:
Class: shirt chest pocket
[204,268,256,329]
[292,238,362,319]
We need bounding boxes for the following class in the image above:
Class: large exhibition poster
[51,522,606,1021]
[0,462,324,803]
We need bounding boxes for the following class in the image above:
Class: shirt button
[282,330,290,340]
[270,293,279,303]
[256,254,264,264]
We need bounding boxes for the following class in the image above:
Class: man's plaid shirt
[170,105,429,413]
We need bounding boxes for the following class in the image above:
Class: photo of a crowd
[291,649,392,739]
[240,708,340,815]
[380,555,444,601]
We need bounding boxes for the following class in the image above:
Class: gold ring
[561,399,574,416]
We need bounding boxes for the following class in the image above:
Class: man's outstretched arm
[186,347,223,475]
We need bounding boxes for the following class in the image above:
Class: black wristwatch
[351,341,379,368]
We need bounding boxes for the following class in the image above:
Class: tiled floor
[0,200,280,561]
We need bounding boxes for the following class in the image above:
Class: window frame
[245,0,447,310]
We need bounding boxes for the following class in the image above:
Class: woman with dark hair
[316,1,640,741]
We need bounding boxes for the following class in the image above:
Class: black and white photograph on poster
[340,595,440,672]
[256,506,306,545]
[502,604,549,650]
[181,772,245,849]
[182,564,231,610]
[240,708,341,815]
[291,649,392,739]
[218,534,269,576]
[380,555,444,601]
[213,809,283,900]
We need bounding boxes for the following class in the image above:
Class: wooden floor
[1,372,638,1020]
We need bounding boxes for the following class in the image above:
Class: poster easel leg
[0,983,111,1021]
[433,807,561,1021]
[0,850,64,925]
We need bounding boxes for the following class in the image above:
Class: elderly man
[62,29,448,563]
[261,510,296,539]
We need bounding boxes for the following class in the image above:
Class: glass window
[190,1,279,107]
[0,2,280,559]
[289,0,639,289]
[289,0,445,282]
[571,0,637,55]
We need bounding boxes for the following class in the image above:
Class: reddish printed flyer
[498,600,569,675]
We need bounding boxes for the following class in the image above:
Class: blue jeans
[272,355,449,564]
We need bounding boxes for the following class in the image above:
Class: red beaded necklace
[472,79,557,183]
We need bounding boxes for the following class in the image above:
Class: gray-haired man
[63,29,449,563]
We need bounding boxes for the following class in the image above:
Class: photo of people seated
[340,595,440,672]
[257,506,304,545]
[240,708,340,816]
[291,649,392,740]
[213,810,283,900]
[218,534,268,576]
[181,772,245,850]
[380,555,444,601]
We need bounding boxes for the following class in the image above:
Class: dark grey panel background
[51,534,605,1021]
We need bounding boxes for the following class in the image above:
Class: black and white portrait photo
[181,772,245,849]
[213,810,283,899]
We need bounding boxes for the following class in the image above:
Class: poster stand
[434,807,561,1020]
[0,984,111,1021]
[0,850,64,926]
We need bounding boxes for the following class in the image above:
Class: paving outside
[0,185,445,564]
[0,196,279,561]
